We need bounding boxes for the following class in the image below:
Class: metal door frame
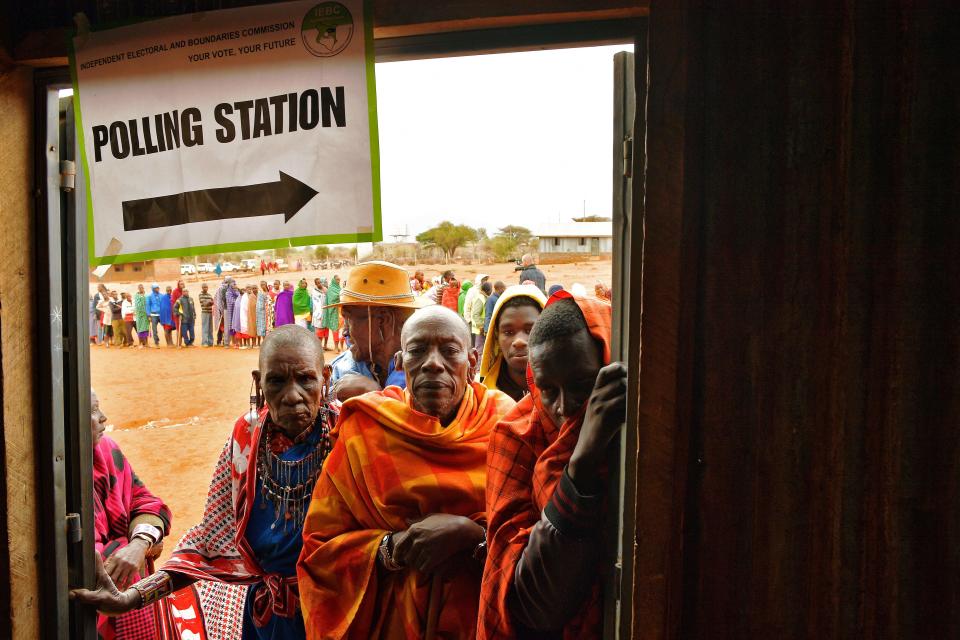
[34,67,96,639]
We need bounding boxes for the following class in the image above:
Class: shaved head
[260,324,325,371]
[401,305,471,346]
[399,305,477,426]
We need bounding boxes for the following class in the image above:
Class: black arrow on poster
[121,172,319,232]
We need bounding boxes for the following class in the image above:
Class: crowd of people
[89,253,610,357]
[89,276,349,351]
[76,256,624,640]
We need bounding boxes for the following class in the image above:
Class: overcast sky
[375,44,634,239]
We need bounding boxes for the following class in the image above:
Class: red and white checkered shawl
[163,402,336,625]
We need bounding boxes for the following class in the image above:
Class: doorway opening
[35,22,644,640]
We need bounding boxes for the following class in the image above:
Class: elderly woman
[73,326,337,639]
[478,284,547,401]
[88,389,172,639]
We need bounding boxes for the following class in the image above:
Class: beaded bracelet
[130,570,173,608]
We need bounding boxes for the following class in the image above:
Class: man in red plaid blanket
[478,290,627,639]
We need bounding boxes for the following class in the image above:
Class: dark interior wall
[8,0,645,62]
[639,1,959,638]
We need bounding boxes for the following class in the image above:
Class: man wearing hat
[326,261,429,401]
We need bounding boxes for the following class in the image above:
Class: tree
[487,236,518,262]
[416,221,479,263]
[496,225,533,246]
[572,215,611,222]
[314,245,331,260]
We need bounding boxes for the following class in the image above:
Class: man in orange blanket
[478,291,627,639]
[298,305,515,639]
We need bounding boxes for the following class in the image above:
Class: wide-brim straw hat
[325,260,431,309]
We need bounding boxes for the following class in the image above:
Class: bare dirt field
[93,259,611,563]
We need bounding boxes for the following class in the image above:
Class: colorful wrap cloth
[213,282,227,336]
[93,436,172,640]
[225,285,240,336]
[457,281,473,317]
[159,294,174,328]
[275,290,295,326]
[164,404,336,631]
[171,286,183,330]
[441,281,461,312]
[256,291,271,336]
[246,291,258,337]
[231,293,245,337]
[133,293,149,333]
[321,280,341,330]
[293,286,313,316]
[297,383,515,639]
[226,286,240,316]
[479,291,612,639]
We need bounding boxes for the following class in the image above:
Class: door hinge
[66,513,82,543]
[622,137,633,179]
[60,160,76,192]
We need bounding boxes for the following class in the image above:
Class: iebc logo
[301,2,354,58]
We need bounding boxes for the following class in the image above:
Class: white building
[533,221,613,263]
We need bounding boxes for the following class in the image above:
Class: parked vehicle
[180,263,197,275]
[220,261,238,273]
[196,262,215,273]
[240,258,259,272]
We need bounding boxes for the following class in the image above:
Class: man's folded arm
[508,466,604,631]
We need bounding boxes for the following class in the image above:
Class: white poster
[71,0,380,265]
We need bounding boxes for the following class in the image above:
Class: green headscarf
[293,282,312,315]
[458,281,473,317]
[322,278,341,330]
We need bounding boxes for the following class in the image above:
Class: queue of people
[89,276,351,352]
[75,258,624,640]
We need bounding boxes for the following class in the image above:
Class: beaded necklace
[256,408,334,531]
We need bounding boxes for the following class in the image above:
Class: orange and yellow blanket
[297,382,514,639]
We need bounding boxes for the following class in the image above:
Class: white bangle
[130,523,162,546]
